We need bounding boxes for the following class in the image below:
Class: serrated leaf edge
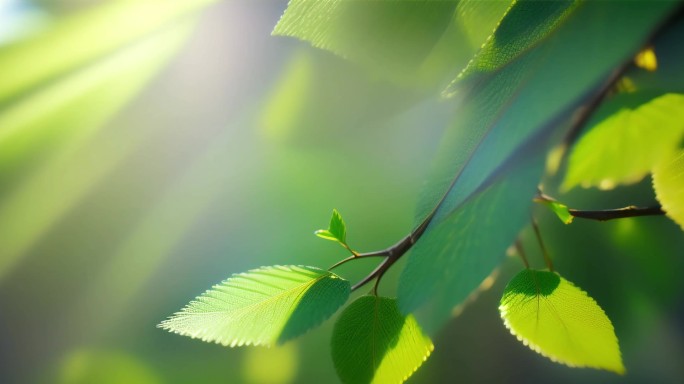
[158,265,340,348]
[499,273,625,374]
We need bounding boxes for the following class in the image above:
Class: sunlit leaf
[454,0,513,49]
[398,2,678,327]
[446,0,579,94]
[541,200,574,224]
[500,270,624,374]
[159,265,350,347]
[653,148,684,231]
[273,0,511,88]
[331,296,433,384]
[563,93,684,191]
[328,209,347,243]
[314,230,338,242]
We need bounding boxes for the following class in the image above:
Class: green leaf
[653,148,684,231]
[563,93,684,191]
[329,209,347,243]
[541,200,574,224]
[331,296,433,384]
[315,209,347,244]
[446,0,579,94]
[314,230,338,242]
[400,154,544,332]
[500,270,624,374]
[158,265,350,347]
[272,0,510,89]
[398,2,678,328]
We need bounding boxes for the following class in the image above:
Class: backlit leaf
[328,209,347,243]
[273,0,510,88]
[159,265,350,347]
[500,270,624,374]
[315,209,347,244]
[541,200,574,224]
[447,0,579,94]
[331,296,433,384]
[563,93,684,191]
[653,148,684,231]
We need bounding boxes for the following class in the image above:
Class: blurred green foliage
[0,1,682,383]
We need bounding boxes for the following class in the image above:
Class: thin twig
[328,253,387,271]
[568,205,664,221]
[535,192,665,221]
[532,217,554,272]
[515,240,530,269]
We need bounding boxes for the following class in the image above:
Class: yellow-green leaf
[563,93,684,191]
[500,270,624,374]
[653,148,684,231]
[159,265,350,347]
[331,296,433,384]
[541,200,574,224]
[315,209,347,244]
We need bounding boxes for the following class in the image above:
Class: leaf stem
[531,217,554,272]
[328,252,387,271]
[340,242,360,257]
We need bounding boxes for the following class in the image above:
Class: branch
[568,205,665,221]
[536,192,665,222]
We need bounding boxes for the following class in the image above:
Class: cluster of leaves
[160,1,684,383]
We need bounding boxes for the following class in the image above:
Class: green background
[0,1,682,383]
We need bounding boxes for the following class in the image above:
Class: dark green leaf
[159,265,350,346]
[331,296,433,384]
[399,154,544,331]
[446,0,580,94]
[399,2,678,328]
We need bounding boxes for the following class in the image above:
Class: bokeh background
[0,1,682,383]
